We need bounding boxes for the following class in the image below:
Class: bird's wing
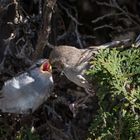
[76,49,93,66]
[74,49,93,73]
[76,75,87,84]
[3,72,35,92]
[0,72,35,99]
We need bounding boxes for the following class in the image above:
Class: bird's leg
[69,88,95,116]
[75,88,95,107]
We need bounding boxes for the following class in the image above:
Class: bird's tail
[89,39,131,50]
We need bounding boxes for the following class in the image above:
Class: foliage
[87,48,140,140]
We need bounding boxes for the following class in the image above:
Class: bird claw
[69,94,92,117]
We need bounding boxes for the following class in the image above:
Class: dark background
[0,0,140,139]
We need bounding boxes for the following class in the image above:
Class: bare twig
[92,12,123,24]
[0,33,15,74]
[58,3,83,48]
[13,0,22,24]
[58,3,82,26]
[96,0,140,28]
[94,24,115,31]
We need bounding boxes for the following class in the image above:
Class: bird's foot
[69,94,92,117]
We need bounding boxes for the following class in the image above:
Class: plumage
[0,59,54,114]
[49,45,94,93]
[49,39,130,92]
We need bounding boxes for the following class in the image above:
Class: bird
[0,59,54,114]
[49,45,97,113]
[49,39,131,92]
[49,45,94,94]
[49,39,131,109]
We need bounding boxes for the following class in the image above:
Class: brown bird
[49,39,130,90]
[49,39,130,109]
[49,45,94,93]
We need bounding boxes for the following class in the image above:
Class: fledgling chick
[0,59,54,114]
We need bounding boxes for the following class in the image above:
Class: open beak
[40,60,52,73]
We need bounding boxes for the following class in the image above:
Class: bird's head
[49,58,67,72]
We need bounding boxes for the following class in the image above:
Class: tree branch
[32,0,57,60]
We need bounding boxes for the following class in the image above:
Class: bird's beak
[47,64,52,73]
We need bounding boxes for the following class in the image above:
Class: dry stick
[0,33,15,74]
[32,0,57,60]
[58,3,83,48]
[96,1,140,28]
